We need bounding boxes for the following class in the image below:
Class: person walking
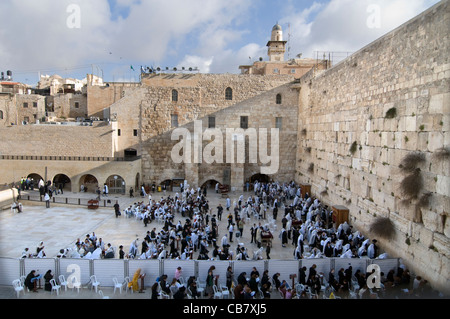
[44,192,50,208]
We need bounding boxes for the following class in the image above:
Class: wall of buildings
[295,1,449,293]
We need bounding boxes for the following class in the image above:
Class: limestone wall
[0,122,115,157]
[295,1,449,293]
[141,81,299,189]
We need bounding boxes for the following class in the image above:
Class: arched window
[172,89,178,102]
[276,94,282,105]
[225,87,233,100]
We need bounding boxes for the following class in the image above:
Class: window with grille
[172,89,178,102]
[275,117,282,129]
[225,87,233,100]
[276,94,282,104]
[171,114,178,128]
[208,116,215,128]
[240,116,248,129]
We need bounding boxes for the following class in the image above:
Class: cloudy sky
[0,0,440,85]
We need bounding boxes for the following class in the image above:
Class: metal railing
[0,155,141,162]
[0,256,399,288]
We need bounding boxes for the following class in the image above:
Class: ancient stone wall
[295,1,449,293]
[0,122,115,157]
[141,81,299,190]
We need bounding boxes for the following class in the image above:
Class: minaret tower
[267,23,287,62]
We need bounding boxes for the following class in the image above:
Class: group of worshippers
[279,195,382,261]
[117,188,225,260]
[20,241,47,259]
[247,180,383,261]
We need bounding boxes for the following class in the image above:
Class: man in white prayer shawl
[158,249,167,260]
[221,234,229,248]
[129,239,139,258]
[340,248,353,258]
[367,241,376,259]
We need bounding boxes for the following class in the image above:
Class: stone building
[0,1,448,293]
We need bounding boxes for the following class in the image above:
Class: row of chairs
[12,274,101,298]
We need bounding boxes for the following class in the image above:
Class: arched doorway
[27,173,44,190]
[79,174,98,193]
[160,179,172,192]
[106,175,126,194]
[53,174,71,191]
[250,173,270,184]
[135,173,140,191]
[201,179,220,190]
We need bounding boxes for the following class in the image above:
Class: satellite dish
[182,67,185,70]
[189,67,193,71]
[156,67,161,71]
[173,67,177,71]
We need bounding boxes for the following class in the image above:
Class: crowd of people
[15,180,439,299]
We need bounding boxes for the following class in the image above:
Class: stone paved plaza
[0,188,292,299]
[0,189,294,260]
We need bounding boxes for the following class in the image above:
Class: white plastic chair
[213,285,223,299]
[98,290,110,299]
[90,275,100,292]
[196,280,205,297]
[58,275,68,292]
[19,276,27,293]
[69,276,81,293]
[220,285,230,299]
[124,277,133,294]
[50,278,61,295]
[112,277,124,294]
[12,279,24,298]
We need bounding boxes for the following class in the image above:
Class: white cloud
[0,0,440,84]
[279,0,440,62]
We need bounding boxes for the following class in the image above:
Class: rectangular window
[23,116,29,123]
[74,102,79,108]
[208,116,215,128]
[171,114,178,128]
[33,102,38,108]
[23,102,28,108]
[240,116,248,129]
[273,68,279,74]
[275,117,282,129]
[133,129,138,137]
[117,129,121,136]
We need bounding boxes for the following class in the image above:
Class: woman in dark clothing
[25,270,42,292]
[44,270,53,291]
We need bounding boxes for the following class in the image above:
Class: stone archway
[250,173,270,184]
[201,179,221,190]
[105,175,126,194]
[79,174,98,193]
[53,174,71,190]
[26,173,43,190]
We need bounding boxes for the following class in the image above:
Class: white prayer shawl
[340,249,353,258]
[357,246,366,257]
[367,244,375,259]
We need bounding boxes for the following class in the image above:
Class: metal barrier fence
[0,257,399,288]
[17,194,118,208]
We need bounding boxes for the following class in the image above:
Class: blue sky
[0,0,440,85]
